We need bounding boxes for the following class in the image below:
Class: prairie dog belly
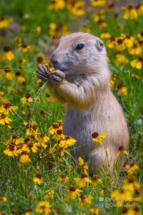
[63,105,100,159]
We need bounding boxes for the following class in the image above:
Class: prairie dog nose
[50,53,59,67]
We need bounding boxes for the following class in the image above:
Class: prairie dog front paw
[49,70,65,84]
[36,64,50,81]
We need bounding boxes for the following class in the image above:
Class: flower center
[138,53,143,61]
[4,66,11,73]
[4,46,10,52]
[21,151,28,155]
[36,173,42,179]
[17,143,23,150]
[92,132,99,138]
[27,141,34,148]
[25,209,32,212]
[69,186,76,191]
[57,130,62,135]
[117,84,122,89]
[40,133,45,138]
[80,194,86,200]
[4,102,11,109]
[16,71,22,76]
[1,114,6,119]
[32,124,37,130]
[110,37,115,42]
[53,123,59,128]
[128,5,133,10]
[22,44,27,48]
[25,93,31,99]
[65,136,70,140]
[81,173,87,178]
[119,145,124,151]
[117,39,124,44]
[37,56,43,62]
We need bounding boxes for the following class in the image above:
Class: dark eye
[76,43,84,50]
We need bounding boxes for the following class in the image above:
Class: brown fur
[37,32,129,175]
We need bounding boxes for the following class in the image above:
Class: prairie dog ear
[96,38,104,51]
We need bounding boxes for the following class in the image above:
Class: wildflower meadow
[0,0,143,214]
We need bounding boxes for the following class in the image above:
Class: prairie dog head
[50,32,108,75]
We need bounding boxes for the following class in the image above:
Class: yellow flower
[60,135,76,147]
[90,0,106,7]
[131,53,143,69]
[3,144,18,157]
[20,151,31,163]
[35,26,41,36]
[115,53,129,67]
[15,71,26,83]
[57,175,69,184]
[79,194,93,208]
[91,131,106,145]
[0,102,18,115]
[121,33,134,48]
[46,94,57,102]
[23,141,38,153]
[20,25,26,32]
[48,121,62,135]
[37,133,49,143]
[72,1,85,16]
[35,201,52,214]
[115,38,126,51]
[111,189,132,206]
[122,175,141,193]
[25,208,33,215]
[82,24,91,33]
[0,46,15,61]
[46,60,55,71]
[52,129,65,141]
[128,43,142,55]
[97,19,107,29]
[48,0,65,10]
[122,206,142,215]
[100,30,111,39]
[21,93,33,104]
[0,113,12,125]
[58,146,70,157]
[117,84,127,96]
[2,65,15,80]
[93,9,105,22]
[75,173,92,187]
[34,97,40,101]
[67,186,82,199]
[131,74,141,79]
[0,196,7,202]
[126,163,139,175]
[115,24,123,30]
[78,157,88,174]
[92,174,102,186]
[14,36,22,46]
[106,37,116,49]
[89,208,100,215]
[44,190,55,200]
[18,58,26,64]
[116,145,129,157]
[33,174,43,185]
[17,44,32,52]
[137,31,143,40]
[122,5,138,20]
[136,4,143,15]
[0,17,11,28]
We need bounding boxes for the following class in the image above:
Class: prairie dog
[37,32,129,175]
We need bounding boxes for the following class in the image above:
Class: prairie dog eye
[75,43,84,50]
